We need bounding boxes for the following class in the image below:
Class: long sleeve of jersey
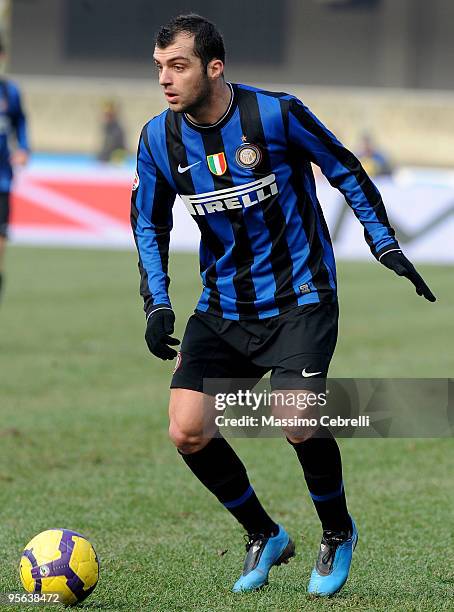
[287,98,399,259]
[130,125,176,317]
[9,83,29,151]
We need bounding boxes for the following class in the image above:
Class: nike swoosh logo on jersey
[178,161,201,173]
[302,368,322,377]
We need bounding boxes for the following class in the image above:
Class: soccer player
[0,38,29,300]
[131,15,435,595]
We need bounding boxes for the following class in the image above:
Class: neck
[186,80,232,126]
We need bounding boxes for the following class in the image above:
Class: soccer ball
[19,529,99,606]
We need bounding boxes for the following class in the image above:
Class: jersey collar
[182,82,237,132]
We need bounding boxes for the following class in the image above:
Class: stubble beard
[178,71,213,117]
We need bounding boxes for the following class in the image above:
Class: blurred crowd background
[1,0,453,259]
[6,0,454,165]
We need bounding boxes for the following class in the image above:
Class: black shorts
[170,301,339,394]
[0,191,10,238]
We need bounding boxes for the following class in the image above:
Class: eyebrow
[153,55,190,64]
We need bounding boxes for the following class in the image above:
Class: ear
[207,58,224,79]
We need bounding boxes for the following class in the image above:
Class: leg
[271,387,350,532]
[168,387,278,536]
[262,301,350,531]
[169,389,295,594]
[0,191,10,299]
[264,303,357,594]
[0,236,6,267]
[275,389,357,596]
[169,314,295,592]
[0,235,6,297]
[286,423,351,533]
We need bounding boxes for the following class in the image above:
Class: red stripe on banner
[10,193,88,228]
[34,179,131,224]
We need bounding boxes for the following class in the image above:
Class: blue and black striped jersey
[0,79,29,191]
[131,82,398,320]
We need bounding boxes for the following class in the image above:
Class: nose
[159,67,172,87]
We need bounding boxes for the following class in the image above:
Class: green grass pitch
[0,246,453,611]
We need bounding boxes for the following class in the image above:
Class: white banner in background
[170,168,454,263]
[10,164,454,263]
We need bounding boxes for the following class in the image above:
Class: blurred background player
[357,132,392,177]
[97,99,127,164]
[0,36,29,300]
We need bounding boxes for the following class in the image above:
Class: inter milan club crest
[235,143,262,169]
[206,152,227,176]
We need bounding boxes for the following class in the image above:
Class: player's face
[153,34,211,113]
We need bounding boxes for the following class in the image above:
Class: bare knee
[168,421,210,454]
[283,425,319,444]
[168,388,217,454]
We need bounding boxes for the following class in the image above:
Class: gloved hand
[379,249,436,302]
[145,306,180,360]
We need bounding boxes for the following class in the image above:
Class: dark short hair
[155,14,225,70]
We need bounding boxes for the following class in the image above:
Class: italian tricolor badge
[207,152,227,176]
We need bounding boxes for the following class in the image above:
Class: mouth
[165,92,179,102]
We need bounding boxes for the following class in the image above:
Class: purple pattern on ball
[23,548,42,593]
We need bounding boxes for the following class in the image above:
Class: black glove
[145,306,180,360]
[379,249,436,302]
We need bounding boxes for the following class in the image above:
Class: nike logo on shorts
[302,368,322,377]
